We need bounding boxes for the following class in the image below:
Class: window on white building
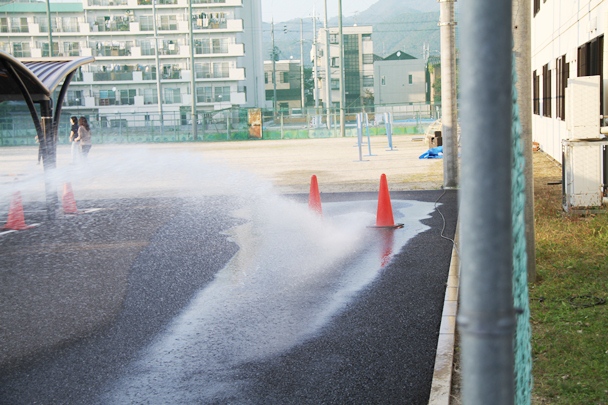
[164,88,181,104]
[197,86,213,102]
[214,86,231,102]
[143,88,158,104]
[12,42,31,57]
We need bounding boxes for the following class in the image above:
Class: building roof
[0,2,82,13]
[0,51,94,102]
[383,50,417,61]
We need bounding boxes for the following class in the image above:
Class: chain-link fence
[0,102,441,146]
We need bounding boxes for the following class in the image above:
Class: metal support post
[40,102,57,220]
[439,0,458,188]
[458,1,515,404]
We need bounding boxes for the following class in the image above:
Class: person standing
[75,116,92,158]
[69,116,79,163]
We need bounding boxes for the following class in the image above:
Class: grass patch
[531,152,608,405]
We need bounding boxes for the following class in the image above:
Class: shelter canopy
[0,51,94,102]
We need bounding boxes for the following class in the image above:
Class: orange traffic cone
[62,183,79,214]
[2,191,33,231]
[371,174,403,229]
[308,175,323,215]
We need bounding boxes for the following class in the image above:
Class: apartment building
[263,59,303,112]
[0,0,265,126]
[313,25,374,112]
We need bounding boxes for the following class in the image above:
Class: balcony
[93,72,134,81]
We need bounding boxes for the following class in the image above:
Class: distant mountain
[262,0,453,64]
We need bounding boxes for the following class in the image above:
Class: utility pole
[459,1,515,404]
[313,11,319,111]
[153,0,164,124]
[300,18,305,111]
[338,0,345,137]
[323,0,332,129]
[271,19,277,119]
[439,0,458,188]
[188,0,197,140]
[46,0,53,56]
[513,0,536,282]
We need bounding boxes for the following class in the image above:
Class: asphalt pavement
[0,137,458,404]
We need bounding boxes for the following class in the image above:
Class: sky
[260,0,378,23]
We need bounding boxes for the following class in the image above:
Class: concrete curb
[428,225,459,405]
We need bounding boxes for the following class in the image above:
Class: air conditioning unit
[562,139,607,211]
[566,76,601,139]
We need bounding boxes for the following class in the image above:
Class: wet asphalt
[0,190,457,404]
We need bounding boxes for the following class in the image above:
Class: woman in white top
[75,116,92,158]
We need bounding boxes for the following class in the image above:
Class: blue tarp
[419,146,443,159]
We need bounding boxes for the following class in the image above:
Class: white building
[373,50,426,106]
[0,0,265,126]
[313,25,374,112]
[532,0,608,206]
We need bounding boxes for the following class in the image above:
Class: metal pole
[41,102,57,220]
[458,1,515,405]
[313,11,319,111]
[323,0,332,129]
[271,19,277,119]
[513,0,536,282]
[46,0,53,56]
[439,0,458,188]
[153,0,163,124]
[300,18,305,112]
[188,0,197,140]
[338,0,345,137]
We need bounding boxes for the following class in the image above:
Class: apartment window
[197,86,213,103]
[159,15,178,31]
[59,17,79,33]
[10,17,28,33]
[194,39,211,54]
[195,62,211,78]
[164,88,181,104]
[143,88,158,104]
[139,40,155,56]
[120,89,136,105]
[362,75,374,87]
[214,86,230,102]
[381,76,386,86]
[408,74,413,84]
[64,42,80,57]
[362,33,372,41]
[542,63,551,118]
[38,42,58,57]
[212,38,228,53]
[281,72,289,83]
[362,54,374,64]
[556,55,569,121]
[66,90,83,106]
[533,70,540,115]
[331,57,339,68]
[139,16,154,31]
[264,72,268,84]
[329,33,339,44]
[12,42,31,57]
[213,62,229,78]
[99,89,117,105]
[330,79,339,90]
[0,18,8,33]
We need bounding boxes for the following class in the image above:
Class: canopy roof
[0,51,94,102]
